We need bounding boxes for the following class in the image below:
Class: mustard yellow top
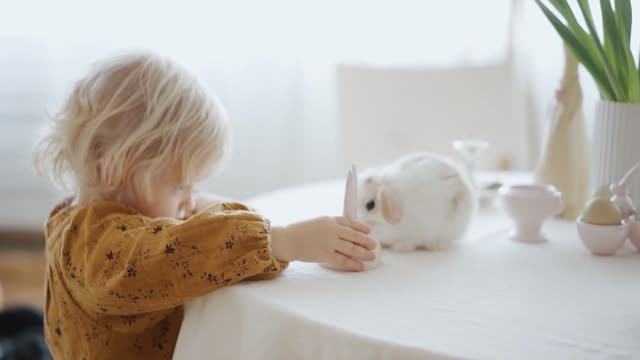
[43,199,287,360]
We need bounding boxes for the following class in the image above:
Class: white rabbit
[357,152,476,252]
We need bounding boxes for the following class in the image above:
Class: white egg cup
[499,184,564,243]
[576,218,629,256]
[575,161,640,256]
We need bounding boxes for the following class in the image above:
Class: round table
[174,175,640,360]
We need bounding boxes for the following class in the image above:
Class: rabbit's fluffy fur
[357,153,476,252]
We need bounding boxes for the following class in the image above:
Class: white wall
[5,0,621,231]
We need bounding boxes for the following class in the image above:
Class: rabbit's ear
[380,186,403,224]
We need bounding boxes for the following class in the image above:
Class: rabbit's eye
[366,200,375,211]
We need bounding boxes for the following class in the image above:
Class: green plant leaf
[616,0,639,101]
[615,0,632,46]
[602,0,629,100]
[536,0,616,100]
[549,0,579,26]
[617,6,640,102]
[623,42,640,102]
[601,0,618,76]
[628,57,640,101]
[603,30,618,77]
[549,0,605,75]
[638,48,640,100]
[612,0,639,102]
[577,0,626,100]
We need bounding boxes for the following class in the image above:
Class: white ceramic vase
[592,101,640,208]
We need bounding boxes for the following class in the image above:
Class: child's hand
[271,216,376,271]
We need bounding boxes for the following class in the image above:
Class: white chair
[336,62,520,171]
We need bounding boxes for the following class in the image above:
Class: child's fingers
[337,239,376,261]
[337,227,376,250]
[332,251,364,272]
[335,216,370,234]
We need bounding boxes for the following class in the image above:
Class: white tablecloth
[174,175,640,360]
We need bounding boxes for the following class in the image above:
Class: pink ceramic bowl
[576,218,629,256]
[628,219,640,251]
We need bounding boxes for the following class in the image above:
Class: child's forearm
[270,226,296,262]
[268,217,375,271]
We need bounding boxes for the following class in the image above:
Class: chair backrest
[336,62,518,170]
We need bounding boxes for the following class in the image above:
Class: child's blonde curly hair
[33,51,230,204]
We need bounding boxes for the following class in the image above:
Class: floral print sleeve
[57,201,287,316]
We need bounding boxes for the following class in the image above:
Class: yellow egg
[581,197,623,225]
[592,185,613,199]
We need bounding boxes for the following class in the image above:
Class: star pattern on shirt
[164,245,176,255]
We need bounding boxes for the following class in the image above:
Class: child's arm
[64,202,286,316]
[269,216,377,271]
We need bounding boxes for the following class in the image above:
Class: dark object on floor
[0,306,52,360]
